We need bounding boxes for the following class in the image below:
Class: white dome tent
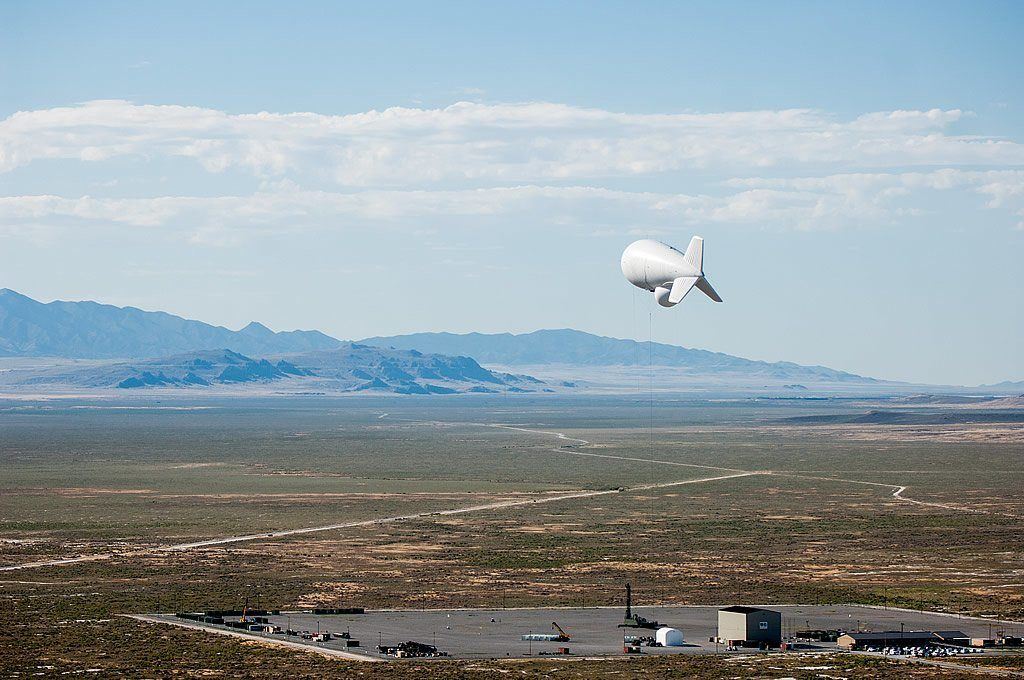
[656,627,684,647]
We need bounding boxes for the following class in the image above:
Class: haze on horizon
[1,0,1022,385]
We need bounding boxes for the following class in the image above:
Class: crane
[551,621,571,642]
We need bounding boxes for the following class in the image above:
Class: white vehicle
[621,236,723,308]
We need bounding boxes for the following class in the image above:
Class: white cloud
[3,169,1022,242]
[2,100,1022,185]
[726,169,1024,228]
[1,101,1022,241]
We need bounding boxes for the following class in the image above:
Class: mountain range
[2,288,1018,393]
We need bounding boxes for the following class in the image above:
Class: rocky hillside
[8,345,545,395]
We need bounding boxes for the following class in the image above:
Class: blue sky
[1,0,1022,385]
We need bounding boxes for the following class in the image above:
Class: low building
[718,606,782,647]
[836,630,967,650]
[656,627,684,647]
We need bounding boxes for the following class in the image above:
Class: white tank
[656,627,685,647]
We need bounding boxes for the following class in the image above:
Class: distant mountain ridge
[979,380,1024,391]
[0,289,341,358]
[4,289,1014,392]
[361,329,880,384]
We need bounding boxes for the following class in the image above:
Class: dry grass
[2,396,1022,676]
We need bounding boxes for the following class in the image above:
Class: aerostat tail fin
[684,236,704,274]
[685,235,722,302]
[667,276,699,304]
[696,276,723,302]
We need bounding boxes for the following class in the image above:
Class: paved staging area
[143,605,1024,660]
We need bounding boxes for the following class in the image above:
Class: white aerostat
[620,237,723,308]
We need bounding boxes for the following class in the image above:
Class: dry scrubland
[1,396,1023,677]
